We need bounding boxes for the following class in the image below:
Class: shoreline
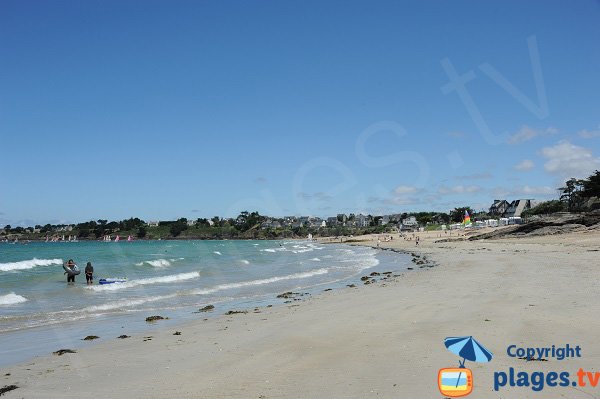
[0,243,411,369]
[2,230,600,398]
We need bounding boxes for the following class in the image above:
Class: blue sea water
[0,239,410,367]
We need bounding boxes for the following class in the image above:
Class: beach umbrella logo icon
[438,336,493,397]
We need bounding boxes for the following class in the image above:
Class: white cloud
[514,159,535,171]
[508,126,557,145]
[438,185,482,194]
[393,185,419,195]
[519,185,554,195]
[382,197,420,206]
[578,128,600,139]
[541,141,600,179]
[367,185,424,207]
[492,185,555,198]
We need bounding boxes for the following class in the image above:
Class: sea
[0,239,411,367]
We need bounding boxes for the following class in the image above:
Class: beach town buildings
[505,199,537,218]
[355,214,370,228]
[291,220,303,228]
[489,199,537,218]
[309,218,325,228]
[326,214,372,227]
[378,214,402,226]
[298,216,310,226]
[400,216,418,231]
[327,217,339,226]
[489,200,511,217]
[261,219,282,229]
[262,216,325,229]
[281,216,296,227]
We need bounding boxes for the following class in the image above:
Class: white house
[508,216,523,225]
[484,219,499,227]
[355,214,370,227]
[402,216,418,226]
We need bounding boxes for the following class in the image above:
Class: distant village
[1,198,539,241]
[255,198,537,231]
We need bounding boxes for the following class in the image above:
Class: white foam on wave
[240,260,250,265]
[83,293,179,312]
[354,257,379,271]
[0,293,28,305]
[261,243,325,255]
[292,248,314,253]
[336,248,355,254]
[0,258,63,272]
[213,251,222,255]
[135,259,172,267]
[310,258,321,262]
[193,268,329,295]
[90,271,200,291]
[338,249,380,271]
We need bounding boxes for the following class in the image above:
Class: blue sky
[1,0,599,226]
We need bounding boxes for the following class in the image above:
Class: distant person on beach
[65,259,76,283]
[85,262,94,285]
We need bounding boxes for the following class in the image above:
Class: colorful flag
[463,210,471,225]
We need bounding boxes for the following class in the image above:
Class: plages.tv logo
[438,336,493,397]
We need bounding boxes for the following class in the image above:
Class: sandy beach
[2,229,600,398]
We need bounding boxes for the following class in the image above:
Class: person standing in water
[85,262,94,285]
[64,259,76,284]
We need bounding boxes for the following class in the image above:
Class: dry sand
[2,229,600,398]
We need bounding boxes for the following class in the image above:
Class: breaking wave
[0,293,28,305]
[0,258,63,272]
[135,259,173,267]
[193,268,329,295]
[83,294,178,312]
[90,272,200,291]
